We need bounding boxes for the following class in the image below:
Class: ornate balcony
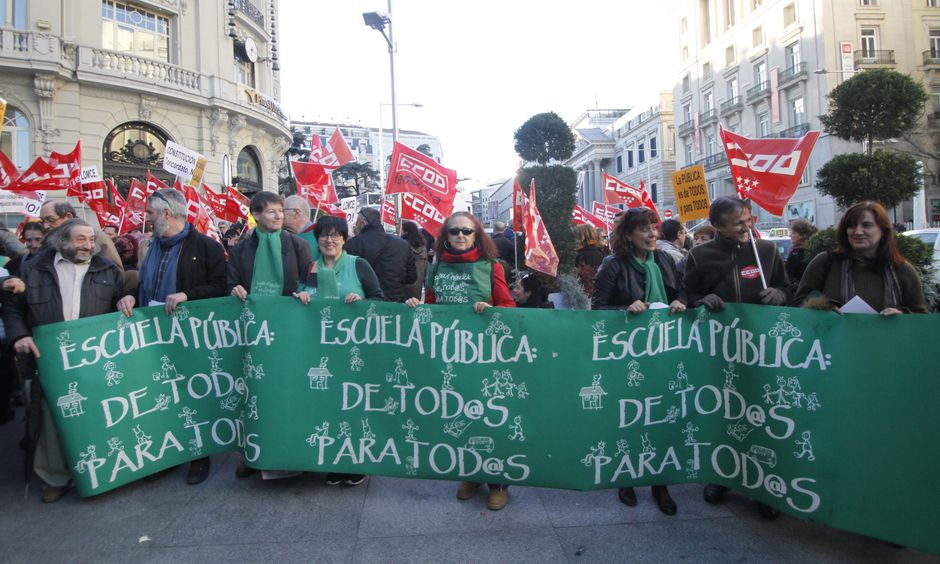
[854,49,896,66]
[719,97,742,117]
[924,50,940,67]
[696,152,727,171]
[232,0,264,27]
[746,82,770,104]
[677,119,695,137]
[779,123,810,138]
[778,62,807,88]
[79,47,202,95]
[698,108,718,126]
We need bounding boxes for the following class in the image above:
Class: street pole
[387,0,402,233]
[377,103,385,190]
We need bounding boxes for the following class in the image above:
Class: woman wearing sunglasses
[592,206,686,516]
[405,211,515,509]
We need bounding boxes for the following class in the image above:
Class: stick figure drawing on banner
[794,431,815,461]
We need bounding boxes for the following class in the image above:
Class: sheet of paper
[648,302,670,310]
[840,295,877,314]
[148,300,165,307]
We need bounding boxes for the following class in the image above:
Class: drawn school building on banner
[0,0,290,225]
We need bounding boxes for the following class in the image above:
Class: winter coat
[345,225,416,302]
[227,229,312,296]
[683,235,789,306]
[592,250,687,309]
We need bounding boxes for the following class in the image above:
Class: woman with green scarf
[591,207,687,517]
[294,215,384,487]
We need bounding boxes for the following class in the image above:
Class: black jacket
[592,250,687,309]
[683,235,789,306]
[227,229,313,296]
[3,248,123,343]
[492,233,516,265]
[345,225,416,302]
[136,227,227,302]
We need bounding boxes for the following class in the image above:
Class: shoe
[143,466,175,483]
[235,462,257,478]
[325,473,346,486]
[343,474,366,486]
[703,483,729,504]
[652,485,677,516]
[186,458,211,485]
[617,487,637,507]
[757,502,780,520]
[456,481,482,500]
[41,484,69,503]
[486,486,508,511]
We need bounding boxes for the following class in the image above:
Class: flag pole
[748,229,768,290]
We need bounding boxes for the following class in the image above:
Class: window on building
[751,0,764,8]
[703,61,712,80]
[800,166,810,186]
[930,29,940,56]
[758,111,771,137]
[102,121,173,197]
[704,91,714,112]
[1,0,26,28]
[708,181,717,200]
[860,27,878,58]
[752,25,764,47]
[616,155,623,173]
[783,2,797,27]
[650,136,658,159]
[755,61,768,88]
[701,0,712,46]
[0,106,30,169]
[728,77,739,102]
[101,1,170,62]
[627,148,634,168]
[685,142,694,165]
[859,0,878,5]
[706,134,717,156]
[790,96,805,125]
[724,0,736,29]
[726,45,736,65]
[682,73,691,93]
[682,45,689,61]
[234,46,256,88]
[638,142,646,164]
[683,103,693,123]
[785,41,801,70]
[651,182,658,203]
[681,17,688,33]
[931,0,940,7]
[236,147,263,194]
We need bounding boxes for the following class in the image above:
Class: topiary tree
[516,165,578,279]
[820,68,928,156]
[514,112,575,165]
[815,151,923,209]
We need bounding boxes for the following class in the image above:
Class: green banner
[34,298,940,555]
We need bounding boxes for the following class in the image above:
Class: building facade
[0,0,291,208]
[673,0,940,228]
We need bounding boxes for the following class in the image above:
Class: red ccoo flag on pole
[524,181,559,277]
[512,178,527,232]
[602,172,657,214]
[328,128,355,167]
[385,142,457,214]
[719,127,820,216]
[571,204,609,230]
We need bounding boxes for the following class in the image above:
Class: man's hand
[627,300,648,314]
[700,293,725,312]
[759,288,787,306]
[14,336,40,358]
[293,291,311,305]
[343,293,361,304]
[2,277,25,294]
[404,297,421,308]
[880,307,903,316]
[165,292,189,315]
[118,295,136,317]
[473,301,491,314]
[231,285,248,301]
[669,300,687,314]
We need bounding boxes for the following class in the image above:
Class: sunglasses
[447,227,475,236]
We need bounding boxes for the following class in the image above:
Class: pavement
[0,413,937,564]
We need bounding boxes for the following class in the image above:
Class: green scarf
[315,251,364,300]
[629,251,668,304]
[251,230,284,296]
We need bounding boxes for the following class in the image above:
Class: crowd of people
[0,190,928,513]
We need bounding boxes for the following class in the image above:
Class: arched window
[236,147,262,194]
[0,106,31,169]
[102,122,174,197]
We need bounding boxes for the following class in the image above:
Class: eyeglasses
[283,208,301,214]
[318,232,343,241]
[40,215,60,225]
[447,227,475,236]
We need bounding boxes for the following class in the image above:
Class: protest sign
[163,140,202,180]
[671,165,711,222]
[33,299,940,555]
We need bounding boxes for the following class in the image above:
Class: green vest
[315,252,365,300]
[298,229,320,262]
[427,260,493,305]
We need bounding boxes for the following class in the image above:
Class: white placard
[80,166,101,184]
[163,140,203,180]
[0,189,46,217]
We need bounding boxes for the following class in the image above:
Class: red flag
[50,142,82,198]
[381,197,397,227]
[512,178,527,232]
[315,202,347,219]
[601,172,657,214]
[119,179,149,234]
[524,184,559,277]
[328,128,355,167]
[291,160,337,205]
[398,192,447,238]
[80,180,108,213]
[571,204,609,230]
[591,201,619,229]
[385,142,457,212]
[146,171,170,193]
[0,151,18,188]
[309,134,339,169]
[8,141,81,194]
[203,185,228,218]
[720,128,820,216]
[107,179,126,209]
[224,187,250,222]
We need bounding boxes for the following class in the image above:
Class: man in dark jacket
[682,196,788,520]
[3,219,122,503]
[491,221,516,265]
[345,207,416,302]
[116,188,227,485]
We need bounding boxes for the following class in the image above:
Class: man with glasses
[282,194,319,261]
[226,191,312,478]
[116,188,227,485]
[38,200,123,271]
[346,207,416,303]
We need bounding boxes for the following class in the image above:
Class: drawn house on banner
[57,382,88,417]
[308,358,333,390]
[579,375,607,410]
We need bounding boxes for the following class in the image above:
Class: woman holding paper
[294,215,385,486]
[795,201,927,314]
[405,211,515,510]
[591,207,686,516]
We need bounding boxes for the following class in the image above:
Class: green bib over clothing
[314,251,364,300]
[251,230,285,296]
[629,251,668,304]
[427,260,493,305]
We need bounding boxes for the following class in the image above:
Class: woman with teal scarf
[591,207,687,517]
[293,215,384,487]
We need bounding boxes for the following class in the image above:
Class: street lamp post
[377,102,422,189]
[363,3,398,141]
